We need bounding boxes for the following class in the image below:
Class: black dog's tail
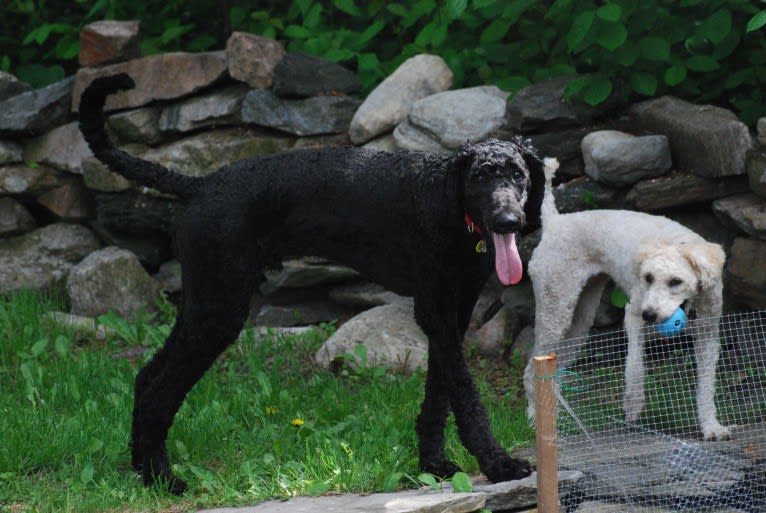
[79,73,200,197]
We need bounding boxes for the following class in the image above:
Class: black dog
[79,73,543,494]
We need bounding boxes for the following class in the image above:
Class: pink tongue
[492,232,523,285]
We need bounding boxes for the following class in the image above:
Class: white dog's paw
[702,421,732,441]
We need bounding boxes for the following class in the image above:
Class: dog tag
[475,240,487,253]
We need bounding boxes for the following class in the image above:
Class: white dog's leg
[692,293,730,440]
[623,305,646,422]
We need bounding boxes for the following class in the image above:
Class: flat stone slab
[195,472,584,513]
[196,490,486,513]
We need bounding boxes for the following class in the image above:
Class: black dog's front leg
[416,345,461,478]
[414,295,531,482]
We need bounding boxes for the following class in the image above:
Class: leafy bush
[2,0,765,123]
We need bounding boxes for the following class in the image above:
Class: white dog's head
[633,240,725,323]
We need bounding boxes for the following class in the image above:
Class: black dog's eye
[512,169,524,181]
[644,273,654,285]
[668,277,683,287]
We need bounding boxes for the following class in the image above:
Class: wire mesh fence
[539,309,766,513]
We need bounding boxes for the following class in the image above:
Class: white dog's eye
[644,273,654,285]
[669,277,683,287]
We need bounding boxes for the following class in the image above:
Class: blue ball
[655,307,687,337]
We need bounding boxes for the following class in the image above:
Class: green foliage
[1,1,764,122]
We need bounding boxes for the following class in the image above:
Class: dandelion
[291,418,304,427]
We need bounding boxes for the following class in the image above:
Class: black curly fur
[79,73,543,494]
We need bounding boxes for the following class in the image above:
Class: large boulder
[630,95,752,178]
[66,246,161,320]
[348,54,453,144]
[315,303,427,372]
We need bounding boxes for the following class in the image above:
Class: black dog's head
[453,137,544,286]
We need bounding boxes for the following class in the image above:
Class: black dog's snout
[493,213,521,233]
[642,309,657,322]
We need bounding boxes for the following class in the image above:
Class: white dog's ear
[680,242,726,291]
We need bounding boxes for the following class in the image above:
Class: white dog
[524,158,729,441]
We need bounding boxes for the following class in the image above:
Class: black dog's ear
[519,138,544,231]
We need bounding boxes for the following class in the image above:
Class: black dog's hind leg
[132,255,259,494]
[414,288,531,483]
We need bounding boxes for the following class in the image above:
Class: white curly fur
[525,158,730,441]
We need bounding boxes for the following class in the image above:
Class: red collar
[464,212,481,234]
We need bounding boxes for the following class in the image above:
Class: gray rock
[71,52,228,112]
[406,86,509,149]
[292,133,351,150]
[0,71,32,102]
[523,127,592,178]
[226,32,285,89]
[466,305,507,356]
[315,303,427,372]
[261,258,359,294]
[0,140,23,164]
[43,311,115,341]
[349,54,453,144]
[329,282,412,307]
[66,246,161,320]
[0,76,74,134]
[728,237,766,309]
[24,121,93,174]
[574,501,676,512]
[159,85,249,132]
[506,75,617,132]
[254,300,357,327]
[626,173,749,211]
[82,152,135,192]
[363,134,399,152]
[0,197,35,236]
[196,489,485,513]
[747,146,766,198]
[581,130,671,187]
[630,96,752,177]
[92,189,176,236]
[242,89,361,136]
[758,117,766,145]
[0,223,100,292]
[107,106,163,144]
[393,119,449,152]
[713,193,766,240]
[552,177,626,213]
[0,164,71,195]
[36,182,94,220]
[90,222,172,272]
[78,20,141,67]
[141,128,294,179]
[272,52,362,98]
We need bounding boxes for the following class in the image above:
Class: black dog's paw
[142,451,188,495]
[482,453,532,482]
[420,458,463,479]
[143,466,188,495]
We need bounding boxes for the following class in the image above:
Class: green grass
[0,290,533,513]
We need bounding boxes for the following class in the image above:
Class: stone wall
[1,21,765,361]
